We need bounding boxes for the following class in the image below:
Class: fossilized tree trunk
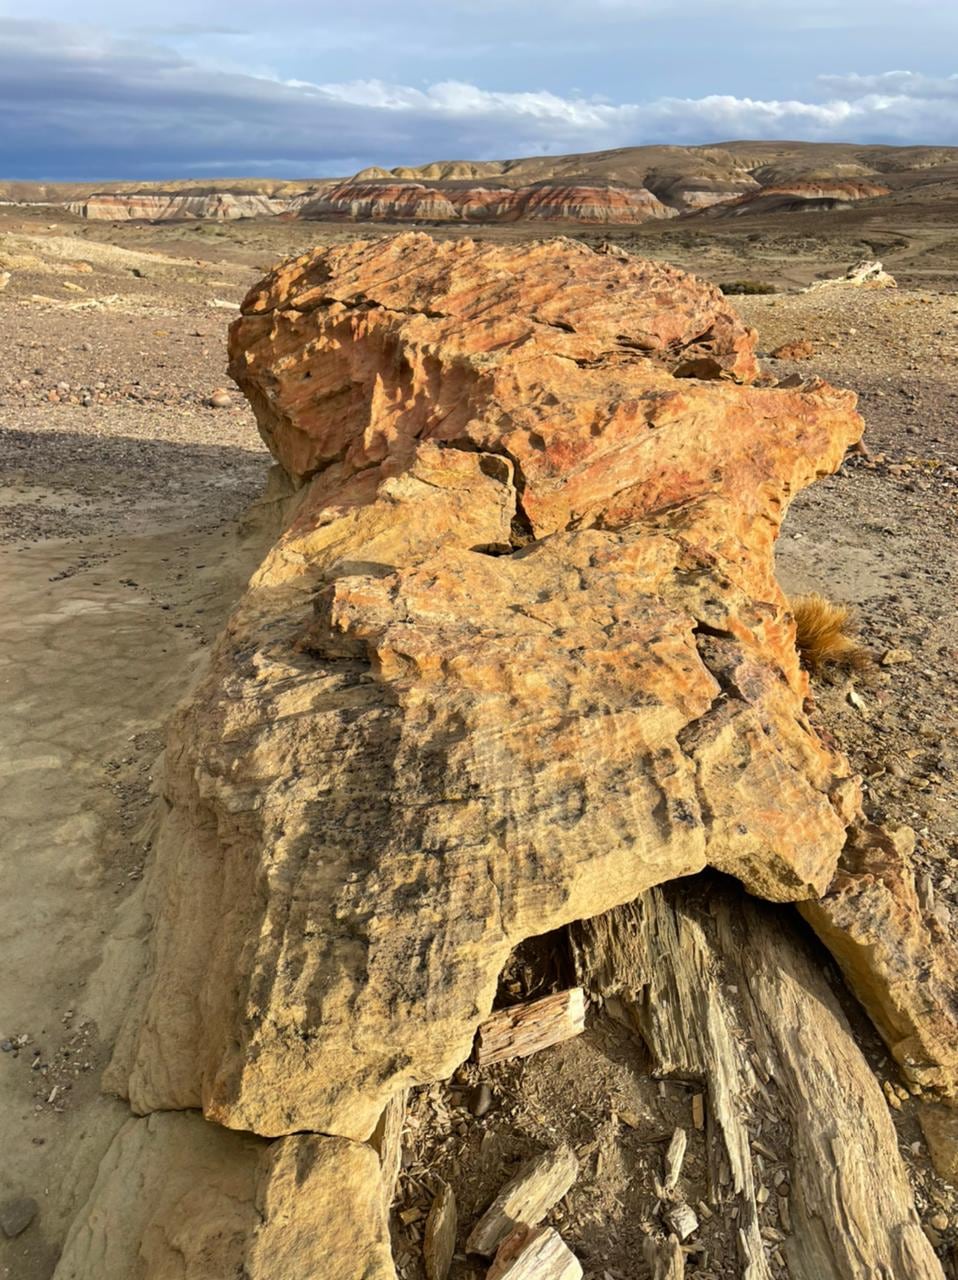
[59,234,956,1277]
[571,880,944,1280]
[109,233,867,1140]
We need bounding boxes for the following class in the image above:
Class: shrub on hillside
[720,280,777,295]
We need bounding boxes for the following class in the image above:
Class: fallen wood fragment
[423,1180,457,1280]
[643,1234,686,1280]
[571,881,945,1280]
[475,989,586,1067]
[466,1145,579,1256]
[665,1201,698,1241]
[691,1094,705,1130]
[487,1225,582,1280]
[664,1128,687,1190]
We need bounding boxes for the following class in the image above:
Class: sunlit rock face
[110,233,865,1140]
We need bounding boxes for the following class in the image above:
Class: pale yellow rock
[919,1104,958,1180]
[52,1114,395,1280]
[246,1135,396,1280]
[52,1113,263,1280]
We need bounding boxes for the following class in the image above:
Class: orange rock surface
[111,234,866,1139]
[801,823,958,1098]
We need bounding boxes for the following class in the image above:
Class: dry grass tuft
[790,593,871,675]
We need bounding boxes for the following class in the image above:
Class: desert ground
[1,200,956,1278]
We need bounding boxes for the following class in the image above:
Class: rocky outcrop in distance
[699,179,891,217]
[299,180,677,224]
[31,141,958,225]
[65,191,311,221]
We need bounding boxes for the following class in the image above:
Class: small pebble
[0,1196,38,1239]
[470,1083,493,1117]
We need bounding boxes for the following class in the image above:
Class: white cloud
[817,70,958,99]
[0,19,955,179]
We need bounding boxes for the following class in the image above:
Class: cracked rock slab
[800,821,958,1098]
[52,1113,395,1280]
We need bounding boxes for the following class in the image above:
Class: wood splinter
[475,988,587,1067]
[643,1234,686,1280]
[466,1145,579,1256]
[487,1225,583,1280]
[423,1180,457,1280]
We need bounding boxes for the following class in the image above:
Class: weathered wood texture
[486,1225,583,1280]
[466,1145,579,1256]
[474,989,587,1067]
[423,1180,457,1280]
[643,1234,686,1280]
[571,880,944,1280]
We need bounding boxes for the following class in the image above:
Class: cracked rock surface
[110,233,866,1139]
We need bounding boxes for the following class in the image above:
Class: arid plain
[1,143,957,1278]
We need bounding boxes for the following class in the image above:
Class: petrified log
[423,1180,457,1280]
[570,880,944,1280]
[110,233,867,1141]
[487,1225,583,1280]
[474,989,586,1066]
[466,1145,579,1255]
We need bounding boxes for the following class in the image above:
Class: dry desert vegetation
[1,146,957,1280]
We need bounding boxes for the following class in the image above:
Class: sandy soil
[0,231,271,1276]
[0,209,956,1277]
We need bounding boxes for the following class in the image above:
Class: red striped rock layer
[300,181,676,224]
[65,192,303,221]
[699,179,892,218]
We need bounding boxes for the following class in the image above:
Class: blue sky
[1,3,956,180]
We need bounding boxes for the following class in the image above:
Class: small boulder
[771,340,814,360]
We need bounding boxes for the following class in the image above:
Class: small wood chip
[691,1094,705,1130]
[664,1129,688,1190]
[665,1203,698,1241]
[751,1138,777,1161]
[424,1181,457,1280]
[466,1146,579,1256]
[475,989,586,1066]
[487,1225,582,1280]
[778,1195,791,1232]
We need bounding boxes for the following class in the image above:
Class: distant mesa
[297,180,676,225]
[2,141,954,226]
